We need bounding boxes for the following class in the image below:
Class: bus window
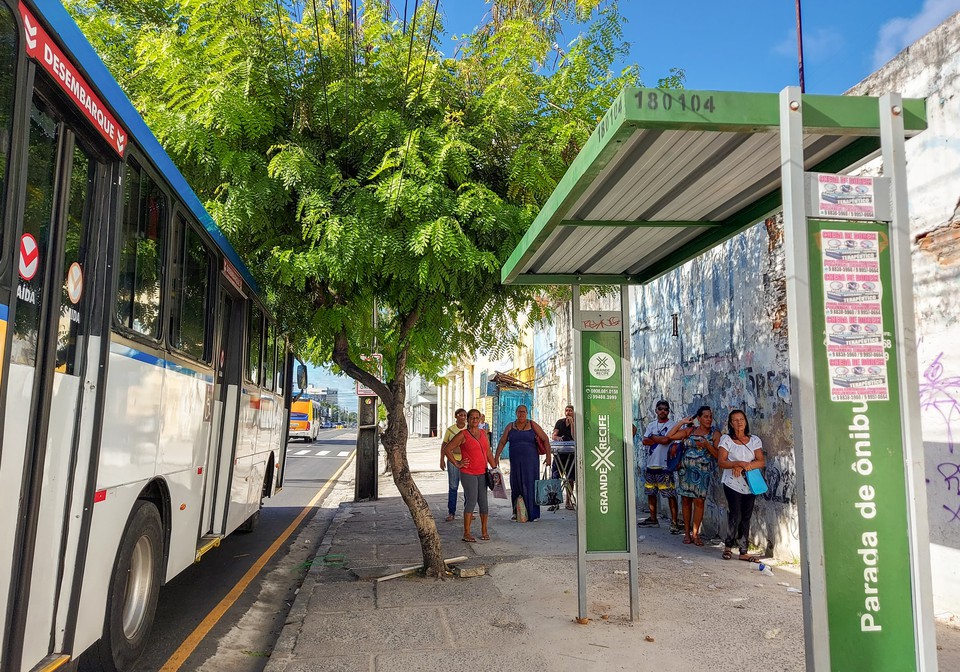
[115,158,167,338]
[246,304,262,384]
[264,322,276,391]
[171,216,211,361]
[11,99,59,367]
[54,143,95,374]
[0,7,16,253]
[277,347,286,396]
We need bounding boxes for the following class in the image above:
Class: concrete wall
[847,11,960,616]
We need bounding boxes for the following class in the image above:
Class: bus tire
[82,500,163,672]
[236,508,260,533]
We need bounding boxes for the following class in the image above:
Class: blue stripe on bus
[37,1,261,296]
[290,412,308,421]
[0,303,7,320]
[110,343,214,383]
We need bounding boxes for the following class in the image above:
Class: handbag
[536,433,549,456]
[489,467,508,499]
[485,468,495,491]
[665,441,684,472]
[745,468,768,496]
[535,465,564,506]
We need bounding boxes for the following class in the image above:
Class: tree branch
[331,327,394,408]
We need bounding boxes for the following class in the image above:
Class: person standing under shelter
[638,400,681,534]
[439,408,467,521]
[551,404,576,510]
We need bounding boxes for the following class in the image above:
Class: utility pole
[796,0,806,92]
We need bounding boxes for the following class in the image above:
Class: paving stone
[282,655,372,672]
[375,574,501,608]
[295,608,445,656]
[442,601,530,645]
[306,581,375,613]
[375,646,551,672]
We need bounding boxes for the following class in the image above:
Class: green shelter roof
[500,87,926,286]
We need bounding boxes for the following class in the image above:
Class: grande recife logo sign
[580,311,629,553]
[20,3,127,156]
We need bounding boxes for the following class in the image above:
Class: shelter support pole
[620,286,640,621]
[779,86,831,671]
[879,93,938,670]
[572,285,588,619]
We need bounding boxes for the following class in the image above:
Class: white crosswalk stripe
[317,450,330,456]
[337,451,350,457]
[294,449,311,455]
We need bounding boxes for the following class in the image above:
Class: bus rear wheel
[81,500,163,672]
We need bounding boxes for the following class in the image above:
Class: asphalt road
[134,428,357,672]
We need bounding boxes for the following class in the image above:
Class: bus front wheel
[82,500,163,672]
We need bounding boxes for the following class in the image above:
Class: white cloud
[873,0,960,68]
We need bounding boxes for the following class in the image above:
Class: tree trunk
[382,399,446,577]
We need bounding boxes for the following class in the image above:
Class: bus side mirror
[296,363,307,390]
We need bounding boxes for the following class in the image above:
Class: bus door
[1,90,111,670]
[201,282,243,537]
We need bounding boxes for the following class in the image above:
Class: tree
[67,0,657,576]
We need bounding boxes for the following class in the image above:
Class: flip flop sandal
[693,537,704,547]
[722,549,733,560]
[740,555,761,563]
[682,537,693,545]
[462,536,477,543]
[445,514,455,522]
[481,534,490,540]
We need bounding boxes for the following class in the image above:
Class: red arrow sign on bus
[19,233,38,281]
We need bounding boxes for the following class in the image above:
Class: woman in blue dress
[494,405,552,522]
[666,405,720,546]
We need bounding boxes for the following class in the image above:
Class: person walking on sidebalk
[444,409,497,542]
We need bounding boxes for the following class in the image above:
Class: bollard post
[355,395,379,501]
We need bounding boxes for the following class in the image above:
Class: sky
[435,0,960,94]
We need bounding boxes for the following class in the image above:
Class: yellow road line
[159,451,356,671]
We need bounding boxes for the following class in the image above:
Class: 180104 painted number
[635,91,716,114]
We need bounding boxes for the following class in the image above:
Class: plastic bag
[516,494,529,522]
[489,467,508,499]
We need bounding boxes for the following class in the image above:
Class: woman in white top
[717,410,765,561]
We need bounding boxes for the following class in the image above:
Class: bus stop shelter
[500,86,935,671]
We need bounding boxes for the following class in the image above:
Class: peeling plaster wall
[848,11,960,615]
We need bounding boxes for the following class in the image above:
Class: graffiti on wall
[919,352,960,453]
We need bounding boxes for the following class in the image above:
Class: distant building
[303,386,338,406]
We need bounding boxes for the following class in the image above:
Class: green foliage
[65,0,645,398]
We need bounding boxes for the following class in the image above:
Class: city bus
[289,399,322,442]
[0,2,302,671]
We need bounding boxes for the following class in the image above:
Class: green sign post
[572,296,639,621]
[807,221,916,669]
[581,328,629,553]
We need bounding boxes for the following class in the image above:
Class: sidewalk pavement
[266,437,960,672]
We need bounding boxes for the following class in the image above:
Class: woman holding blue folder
[717,409,766,562]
